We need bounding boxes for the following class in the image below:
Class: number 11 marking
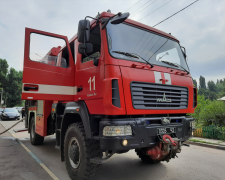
[88,76,95,91]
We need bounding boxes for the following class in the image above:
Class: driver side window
[82,25,101,63]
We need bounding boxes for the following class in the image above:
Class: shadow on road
[94,154,167,180]
[22,137,168,180]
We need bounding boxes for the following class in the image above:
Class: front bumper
[99,116,194,151]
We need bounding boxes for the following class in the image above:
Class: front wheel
[64,123,102,180]
[30,117,44,145]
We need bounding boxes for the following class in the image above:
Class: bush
[199,101,225,127]
[190,95,209,124]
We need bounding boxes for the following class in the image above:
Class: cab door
[75,24,105,114]
[22,28,75,101]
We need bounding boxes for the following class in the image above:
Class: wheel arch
[28,112,35,133]
[60,101,92,161]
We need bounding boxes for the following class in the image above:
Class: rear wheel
[135,149,161,164]
[64,123,102,180]
[30,117,44,145]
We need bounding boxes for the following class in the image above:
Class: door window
[82,25,101,63]
[29,33,69,68]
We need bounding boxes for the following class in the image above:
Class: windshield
[4,108,18,113]
[106,22,189,72]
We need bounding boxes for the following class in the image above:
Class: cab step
[13,128,28,133]
[55,145,60,150]
[90,153,114,164]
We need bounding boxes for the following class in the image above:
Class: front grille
[131,82,188,109]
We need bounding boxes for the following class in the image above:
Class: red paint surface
[22,14,196,135]
[22,28,75,101]
[120,65,194,115]
[36,100,52,136]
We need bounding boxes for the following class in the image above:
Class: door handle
[24,84,39,91]
[77,86,83,92]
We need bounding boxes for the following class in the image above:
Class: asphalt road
[0,118,225,180]
[0,122,53,180]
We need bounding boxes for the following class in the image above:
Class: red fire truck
[22,11,197,180]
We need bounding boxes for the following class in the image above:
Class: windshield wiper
[157,52,169,61]
[161,60,178,67]
[161,60,189,75]
[112,51,154,68]
[113,51,139,59]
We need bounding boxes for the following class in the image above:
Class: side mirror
[111,12,130,24]
[77,20,90,43]
[78,43,93,54]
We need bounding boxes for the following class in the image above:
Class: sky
[0,0,224,86]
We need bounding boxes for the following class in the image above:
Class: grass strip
[189,139,217,145]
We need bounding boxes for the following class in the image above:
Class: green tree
[199,76,206,89]
[218,80,225,98]
[216,82,224,94]
[5,68,23,107]
[199,101,225,126]
[0,59,9,106]
[191,95,209,124]
[193,79,197,88]
[207,80,216,92]
[198,88,217,101]
[0,59,8,89]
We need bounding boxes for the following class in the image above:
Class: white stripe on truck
[22,83,77,95]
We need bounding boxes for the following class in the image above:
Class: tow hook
[162,134,177,146]
[145,134,182,162]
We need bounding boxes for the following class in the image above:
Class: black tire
[135,149,161,164]
[30,117,44,145]
[64,123,102,180]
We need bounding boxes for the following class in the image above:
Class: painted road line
[0,121,59,180]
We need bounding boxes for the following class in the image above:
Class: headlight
[3,113,7,116]
[103,125,132,136]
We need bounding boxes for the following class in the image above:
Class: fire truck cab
[22,11,196,180]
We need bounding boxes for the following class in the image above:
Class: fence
[194,125,225,140]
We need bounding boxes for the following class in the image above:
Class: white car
[0,108,3,116]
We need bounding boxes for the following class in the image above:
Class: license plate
[157,127,176,135]
[10,116,14,118]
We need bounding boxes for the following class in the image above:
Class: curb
[187,141,225,151]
